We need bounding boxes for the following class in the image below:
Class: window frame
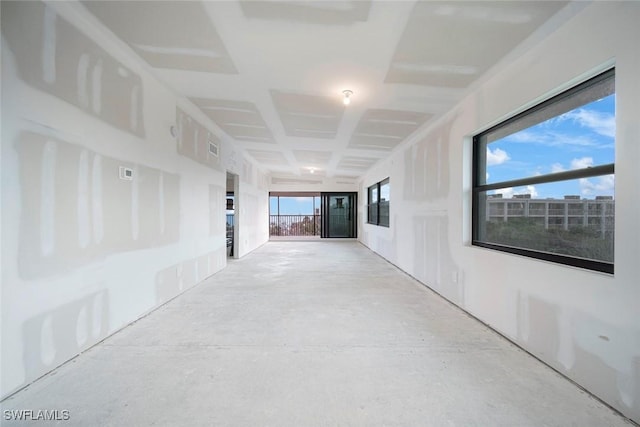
[472,68,615,274]
[367,178,390,227]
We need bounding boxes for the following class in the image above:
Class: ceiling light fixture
[342,90,353,106]
[309,168,315,174]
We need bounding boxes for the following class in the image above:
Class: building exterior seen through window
[473,68,615,273]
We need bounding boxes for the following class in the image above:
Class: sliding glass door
[321,193,357,238]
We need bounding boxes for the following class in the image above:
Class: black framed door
[321,192,357,238]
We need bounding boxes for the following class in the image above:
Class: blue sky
[270,196,321,215]
[486,94,615,199]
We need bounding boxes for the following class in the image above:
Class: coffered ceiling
[80,0,571,182]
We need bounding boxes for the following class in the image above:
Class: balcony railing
[270,215,321,236]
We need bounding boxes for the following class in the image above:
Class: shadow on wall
[22,289,109,386]
[16,132,180,280]
[412,214,463,305]
[517,293,640,420]
[1,1,145,137]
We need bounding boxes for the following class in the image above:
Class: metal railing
[269,215,321,236]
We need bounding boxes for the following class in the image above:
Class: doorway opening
[226,172,239,258]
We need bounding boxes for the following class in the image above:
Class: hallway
[1,242,632,426]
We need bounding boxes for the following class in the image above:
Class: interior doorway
[226,172,239,258]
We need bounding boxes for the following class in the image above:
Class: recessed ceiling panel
[271,90,345,139]
[191,98,275,143]
[349,109,432,151]
[83,1,237,74]
[246,149,289,166]
[336,156,379,171]
[385,1,568,87]
[271,175,323,185]
[299,169,327,177]
[292,150,333,165]
[240,1,371,25]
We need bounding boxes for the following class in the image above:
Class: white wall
[1,2,268,399]
[359,2,640,422]
[237,160,270,257]
[269,177,359,194]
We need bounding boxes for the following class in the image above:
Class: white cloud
[563,108,616,138]
[494,185,537,199]
[544,132,600,148]
[525,185,539,198]
[506,130,539,143]
[495,187,514,198]
[551,163,565,173]
[570,157,594,170]
[486,147,510,166]
[580,175,615,196]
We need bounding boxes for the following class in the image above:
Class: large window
[368,178,390,227]
[472,68,615,274]
[269,193,321,237]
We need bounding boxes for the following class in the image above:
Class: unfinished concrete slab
[0,242,633,426]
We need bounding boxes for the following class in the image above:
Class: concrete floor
[1,241,633,426]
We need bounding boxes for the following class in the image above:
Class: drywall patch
[569,310,640,418]
[155,250,226,305]
[39,316,57,366]
[176,108,222,171]
[209,185,225,236]
[16,131,180,279]
[571,344,632,417]
[197,255,211,283]
[402,121,452,202]
[22,290,109,386]
[523,296,560,362]
[76,306,89,348]
[181,259,198,290]
[155,265,180,306]
[83,1,238,74]
[242,160,254,185]
[411,213,460,303]
[1,1,145,136]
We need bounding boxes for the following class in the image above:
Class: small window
[368,178,390,227]
[472,68,615,274]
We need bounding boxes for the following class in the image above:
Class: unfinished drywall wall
[1,1,269,400]
[2,1,145,137]
[359,2,640,422]
[237,166,270,258]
